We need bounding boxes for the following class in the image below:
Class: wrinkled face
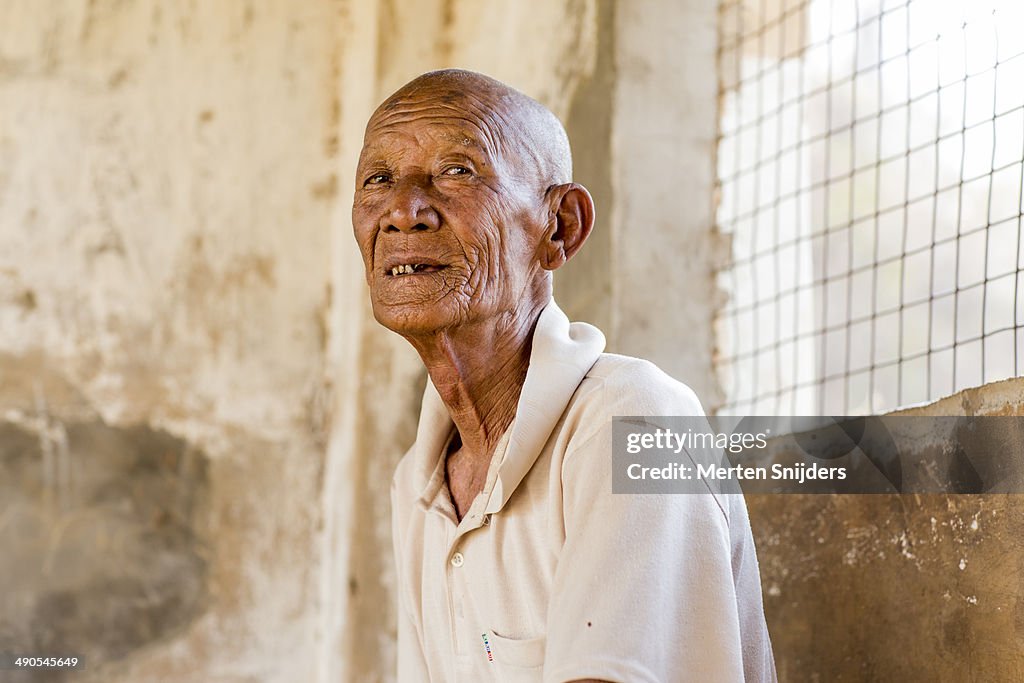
[352,89,548,335]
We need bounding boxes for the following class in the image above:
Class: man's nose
[380,177,441,233]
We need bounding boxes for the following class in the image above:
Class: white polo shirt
[391,299,777,682]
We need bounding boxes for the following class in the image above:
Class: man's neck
[408,303,545,465]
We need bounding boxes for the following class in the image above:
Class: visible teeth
[390,264,420,276]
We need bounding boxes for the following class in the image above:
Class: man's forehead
[362,121,490,154]
[363,98,503,155]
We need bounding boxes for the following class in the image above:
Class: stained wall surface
[749,378,1024,682]
[1,2,341,681]
[0,1,600,681]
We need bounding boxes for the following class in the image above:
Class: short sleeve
[542,412,775,682]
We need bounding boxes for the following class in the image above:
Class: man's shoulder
[560,353,737,524]
[573,352,706,417]
[550,352,706,454]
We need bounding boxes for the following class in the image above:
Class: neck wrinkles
[408,301,545,465]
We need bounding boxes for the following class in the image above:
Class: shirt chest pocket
[484,630,546,681]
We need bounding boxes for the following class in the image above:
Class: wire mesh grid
[713,0,1024,415]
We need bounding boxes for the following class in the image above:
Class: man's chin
[371,300,453,337]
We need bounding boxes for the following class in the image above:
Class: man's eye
[441,166,470,177]
[365,173,391,185]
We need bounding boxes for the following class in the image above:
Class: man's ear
[538,183,595,271]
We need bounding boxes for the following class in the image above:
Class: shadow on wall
[0,414,209,683]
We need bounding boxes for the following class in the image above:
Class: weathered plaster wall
[748,377,1024,681]
[607,0,727,406]
[559,0,617,336]
[1,2,340,681]
[1,1,600,681]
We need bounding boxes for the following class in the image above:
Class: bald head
[371,69,573,191]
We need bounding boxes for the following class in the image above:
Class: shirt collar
[410,298,606,512]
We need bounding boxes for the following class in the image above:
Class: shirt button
[450,552,465,568]
[482,514,491,526]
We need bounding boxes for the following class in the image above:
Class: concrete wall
[750,378,1024,681]
[0,1,600,681]
[1,2,338,681]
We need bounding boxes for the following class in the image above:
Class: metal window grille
[714,0,1024,415]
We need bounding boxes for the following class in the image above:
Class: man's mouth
[387,263,446,277]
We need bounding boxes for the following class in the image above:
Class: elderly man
[353,69,776,682]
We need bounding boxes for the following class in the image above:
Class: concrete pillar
[609,0,726,407]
